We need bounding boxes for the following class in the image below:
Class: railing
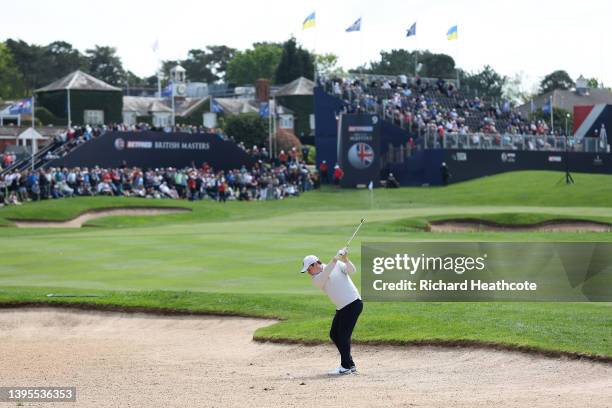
[326,73,460,89]
[423,131,609,153]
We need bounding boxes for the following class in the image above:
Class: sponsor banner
[338,114,381,187]
[451,152,467,161]
[361,242,612,301]
[49,131,255,171]
[501,152,516,163]
[548,155,562,162]
[593,155,603,166]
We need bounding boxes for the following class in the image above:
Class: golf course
[1,170,611,360]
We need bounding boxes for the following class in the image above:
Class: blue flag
[211,98,223,113]
[161,84,172,97]
[8,97,33,115]
[346,18,361,32]
[259,102,269,117]
[406,22,416,37]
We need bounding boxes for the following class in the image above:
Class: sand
[11,208,191,228]
[430,220,612,233]
[0,308,610,408]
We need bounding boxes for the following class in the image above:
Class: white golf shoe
[328,366,352,376]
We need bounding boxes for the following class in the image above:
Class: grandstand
[315,74,611,186]
[321,74,553,137]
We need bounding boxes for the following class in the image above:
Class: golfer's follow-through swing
[301,219,365,375]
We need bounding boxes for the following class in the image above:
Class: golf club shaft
[346,219,365,248]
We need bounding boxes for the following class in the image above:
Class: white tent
[18,127,45,154]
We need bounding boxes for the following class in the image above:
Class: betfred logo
[114,138,125,151]
[348,142,374,169]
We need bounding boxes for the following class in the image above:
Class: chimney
[255,79,270,103]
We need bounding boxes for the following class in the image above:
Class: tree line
[0,37,604,103]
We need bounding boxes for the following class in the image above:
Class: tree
[316,53,346,78]
[124,70,149,90]
[5,39,89,91]
[0,43,26,98]
[366,49,413,75]
[586,77,600,88]
[176,45,236,83]
[502,71,529,104]
[223,113,267,146]
[360,49,455,78]
[43,41,87,80]
[226,42,283,85]
[539,70,573,94]
[418,51,455,78]
[205,45,236,82]
[531,107,573,135]
[85,45,125,86]
[274,37,315,84]
[5,39,45,92]
[460,65,507,99]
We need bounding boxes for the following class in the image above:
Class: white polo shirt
[312,260,361,310]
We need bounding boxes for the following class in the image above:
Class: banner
[48,131,256,170]
[338,114,381,187]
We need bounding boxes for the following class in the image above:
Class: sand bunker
[0,307,610,407]
[10,207,191,228]
[430,219,612,233]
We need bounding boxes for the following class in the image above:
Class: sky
[2,0,610,92]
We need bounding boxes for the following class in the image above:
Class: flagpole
[456,36,460,90]
[313,16,318,82]
[67,89,72,129]
[414,25,418,77]
[272,96,277,158]
[171,82,176,128]
[31,93,35,170]
[268,98,272,159]
[359,19,363,77]
[550,94,554,134]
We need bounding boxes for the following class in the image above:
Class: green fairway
[1,170,611,359]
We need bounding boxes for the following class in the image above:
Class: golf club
[345,218,365,249]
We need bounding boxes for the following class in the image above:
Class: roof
[274,77,315,97]
[149,100,173,113]
[122,96,292,117]
[517,88,612,116]
[123,96,208,117]
[215,98,259,114]
[18,128,45,140]
[36,70,121,92]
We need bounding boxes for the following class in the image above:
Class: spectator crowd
[321,75,565,142]
[0,160,318,207]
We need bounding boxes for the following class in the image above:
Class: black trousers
[330,298,363,369]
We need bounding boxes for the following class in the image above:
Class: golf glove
[337,247,348,257]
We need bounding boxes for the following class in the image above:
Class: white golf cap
[300,255,320,273]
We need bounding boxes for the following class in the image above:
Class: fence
[423,130,609,153]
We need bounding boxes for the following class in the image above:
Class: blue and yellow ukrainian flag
[447,25,458,40]
[303,12,316,30]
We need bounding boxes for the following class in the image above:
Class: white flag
[368,181,373,190]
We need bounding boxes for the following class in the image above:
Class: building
[517,76,612,118]
[35,70,123,126]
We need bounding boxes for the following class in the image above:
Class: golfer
[301,247,363,375]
